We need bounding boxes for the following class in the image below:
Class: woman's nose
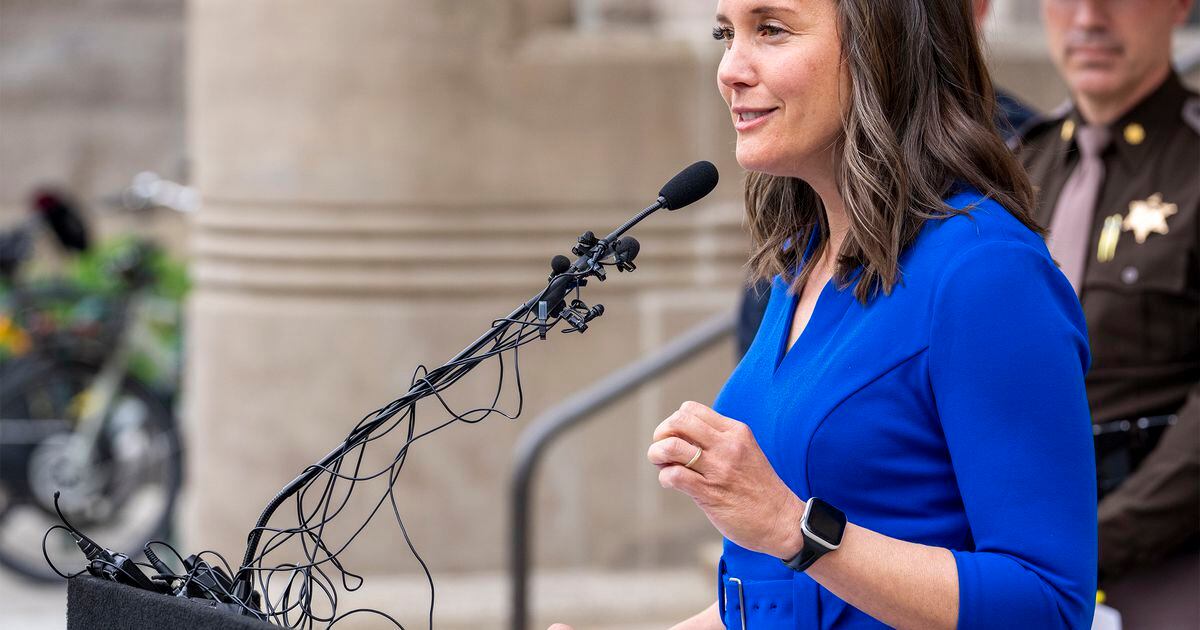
[717,43,757,92]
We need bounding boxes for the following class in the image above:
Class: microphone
[613,237,639,261]
[540,275,572,316]
[611,236,639,272]
[549,255,571,277]
[535,273,574,339]
[564,161,719,278]
[657,160,719,210]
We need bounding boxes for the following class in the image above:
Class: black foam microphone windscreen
[658,161,719,210]
[550,255,571,275]
[613,237,640,263]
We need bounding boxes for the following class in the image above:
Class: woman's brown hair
[745,0,1041,302]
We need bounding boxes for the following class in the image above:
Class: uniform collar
[1058,71,1188,171]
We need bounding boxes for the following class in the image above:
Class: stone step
[294,566,715,630]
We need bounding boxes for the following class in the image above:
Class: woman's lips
[734,108,778,132]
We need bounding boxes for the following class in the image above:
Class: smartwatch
[781,497,846,572]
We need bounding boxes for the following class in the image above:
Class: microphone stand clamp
[572,230,599,256]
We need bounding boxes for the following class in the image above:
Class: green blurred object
[64,235,190,300]
[0,236,189,388]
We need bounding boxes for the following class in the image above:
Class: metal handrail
[508,310,737,630]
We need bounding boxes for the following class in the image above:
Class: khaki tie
[1048,124,1112,293]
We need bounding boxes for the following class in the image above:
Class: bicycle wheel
[0,357,182,582]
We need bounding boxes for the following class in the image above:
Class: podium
[66,575,274,630]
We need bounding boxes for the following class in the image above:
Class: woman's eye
[756,23,787,37]
[711,26,733,42]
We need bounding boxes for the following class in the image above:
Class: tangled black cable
[42,300,570,627]
[231,272,604,628]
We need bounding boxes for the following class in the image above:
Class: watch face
[805,499,846,544]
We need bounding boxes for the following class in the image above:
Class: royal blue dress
[713,189,1097,629]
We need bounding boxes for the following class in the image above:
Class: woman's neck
[816,187,850,259]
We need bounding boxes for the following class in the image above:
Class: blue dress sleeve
[927,241,1097,629]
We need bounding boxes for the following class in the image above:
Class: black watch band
[781,497,846,572]
[782,540,826,572]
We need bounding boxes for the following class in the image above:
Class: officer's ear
[971,0,990,29]
[1171,0,1196,26]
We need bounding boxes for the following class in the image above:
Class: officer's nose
[1069,0,1115,31]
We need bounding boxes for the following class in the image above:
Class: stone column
[184,0,745,581]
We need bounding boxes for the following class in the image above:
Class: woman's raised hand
[648,401,806,559]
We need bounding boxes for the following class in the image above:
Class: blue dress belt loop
[727,577,747,630]
[719,571,797,629]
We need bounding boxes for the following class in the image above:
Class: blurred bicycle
[0,174,192,582]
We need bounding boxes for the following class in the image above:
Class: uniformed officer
[1015,1,1198,626]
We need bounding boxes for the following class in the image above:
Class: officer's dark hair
[744,0,1042,303]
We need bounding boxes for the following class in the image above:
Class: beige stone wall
[0,0,189,251]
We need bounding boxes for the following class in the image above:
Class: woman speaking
[555,0,1097,628]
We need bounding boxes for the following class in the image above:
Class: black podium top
[67,575,275,630]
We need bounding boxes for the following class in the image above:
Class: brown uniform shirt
[1016,72,1200,580]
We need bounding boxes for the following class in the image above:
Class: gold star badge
[1123,194,1177,244]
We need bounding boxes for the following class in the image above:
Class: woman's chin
[735,146,806,179]
[735,153,781,177]
[737,159,794,179]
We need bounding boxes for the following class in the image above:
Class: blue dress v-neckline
[773,274,840,373]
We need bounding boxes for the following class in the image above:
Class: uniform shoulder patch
[1008,98,1072,151]
[1183,96,1200,136]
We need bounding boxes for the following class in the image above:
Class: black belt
[1093,414,1177,437]
[1094,414,1177,497]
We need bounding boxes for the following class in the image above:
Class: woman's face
[715,0,847,184]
